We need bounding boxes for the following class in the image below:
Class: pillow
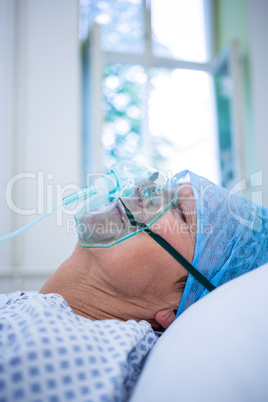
[130,264,268,402]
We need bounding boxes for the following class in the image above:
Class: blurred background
[0,0,267,292]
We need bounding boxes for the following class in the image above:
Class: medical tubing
[0,184,99,244]
[0,201,63,243]
[144,228,216,292]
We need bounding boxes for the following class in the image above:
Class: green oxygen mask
[0,160,179,247]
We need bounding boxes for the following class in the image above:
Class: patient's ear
[155,309,176,329]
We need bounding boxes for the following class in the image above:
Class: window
[212,42,245,189]
[80,0,221,184]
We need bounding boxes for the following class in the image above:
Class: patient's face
[89,182,197,324]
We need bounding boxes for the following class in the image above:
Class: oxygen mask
[0,160,179,247]
[74,160,179,247]
[0,161,218,298]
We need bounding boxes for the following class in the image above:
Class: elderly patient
[1,169,268,401]
[40,179,195,331]
[40,169,268,328]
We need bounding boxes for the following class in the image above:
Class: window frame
[82,0,244,186]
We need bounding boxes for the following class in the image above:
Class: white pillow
[130,264,268,402]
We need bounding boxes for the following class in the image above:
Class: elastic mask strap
[119,199,216,293]
[143,227,216,292]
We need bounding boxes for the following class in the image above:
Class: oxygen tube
[0,160,175,245]
[0,172,117,243]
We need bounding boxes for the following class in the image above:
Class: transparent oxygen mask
[74,160,179,247]
[0,160,179,247]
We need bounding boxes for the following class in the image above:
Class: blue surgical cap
[175,170,268,317]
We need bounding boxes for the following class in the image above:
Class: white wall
[0,0,13,274]
[0,0,81,292]
[248,0,268,206]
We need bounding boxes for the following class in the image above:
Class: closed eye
[173,202,186,222]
